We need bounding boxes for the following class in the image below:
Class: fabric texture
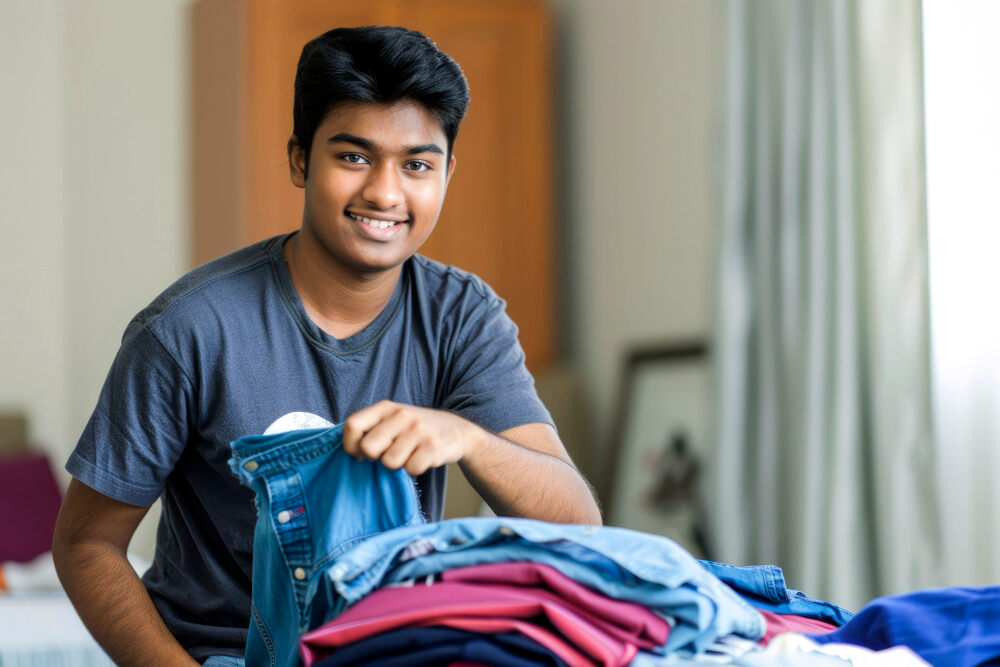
[202,657,246,667]
[322,517,765,653]
[440,561,670,648]
[229,424,426,667]
[311,626,568,667]
[65,232,551,660]
[299,580,640,667]
[758,611,838,644]
[698,560,853,627]
[808,586,1000,666]
[711,0,938,611]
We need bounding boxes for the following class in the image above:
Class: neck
[283,231,402,339]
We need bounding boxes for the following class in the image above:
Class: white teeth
[350,212,402,229]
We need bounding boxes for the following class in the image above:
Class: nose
[361,163,404,210]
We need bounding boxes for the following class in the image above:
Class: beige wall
[1,0,190,559]
[553,0,723,463]
[1,0,70,475]
[0,0,722,553]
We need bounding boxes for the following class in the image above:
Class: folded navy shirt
[313,626,568,667]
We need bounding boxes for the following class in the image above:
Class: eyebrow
[328,132,444,156]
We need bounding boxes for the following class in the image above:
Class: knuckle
[359,438,380,459]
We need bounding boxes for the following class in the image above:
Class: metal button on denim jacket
[229,425,425,667]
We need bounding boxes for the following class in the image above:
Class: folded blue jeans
[229,426,425,667]
[697,560,854,627]
[323,517,766,653]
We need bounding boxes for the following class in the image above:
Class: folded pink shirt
[299,578,653,667]
[440,561,670,649]
[758,609,840,644]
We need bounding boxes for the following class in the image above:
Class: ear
[288,136,307,188]
[444,154,457,189]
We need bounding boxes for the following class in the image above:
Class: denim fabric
[808,586,1000,666]
[323,517,765,653]
[229,425,425,667]
[203,657,246,667]
[313,626,569,667]
[697,560,855,627]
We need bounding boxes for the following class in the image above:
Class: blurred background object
[2,0,999,619]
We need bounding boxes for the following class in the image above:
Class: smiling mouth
[347,211,408,229]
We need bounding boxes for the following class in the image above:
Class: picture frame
[604,340,712,558]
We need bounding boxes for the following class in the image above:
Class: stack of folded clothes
[229,425,994,667]
[302,560,670,666]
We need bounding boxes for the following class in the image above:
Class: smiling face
[289,101,455,276]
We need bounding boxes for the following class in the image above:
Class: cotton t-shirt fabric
[65,233,552,661]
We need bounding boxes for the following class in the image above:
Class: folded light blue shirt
[325,517,766,653]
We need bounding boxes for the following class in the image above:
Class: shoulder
[407,254,503,310]
[404,255,519,352]
[130,237,283,334]
[124,236,284,348]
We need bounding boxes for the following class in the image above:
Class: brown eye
[341,153,368,165]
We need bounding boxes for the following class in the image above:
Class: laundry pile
[230,426,998,667]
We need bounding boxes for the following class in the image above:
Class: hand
[342,401,478,475]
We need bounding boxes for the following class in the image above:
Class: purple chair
[0,452,63,563]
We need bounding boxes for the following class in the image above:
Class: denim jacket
[697,560,854,627]
[229,426,425,667]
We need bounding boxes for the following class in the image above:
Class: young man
[52,25,601,666]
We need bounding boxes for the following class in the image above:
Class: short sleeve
[439,297,552,434]
[66,322,195,506]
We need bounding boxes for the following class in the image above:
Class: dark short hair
[292,25,470,174]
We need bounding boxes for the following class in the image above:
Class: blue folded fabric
[324,517,765,653]
[808,586,1000,666]
[229,426,426,667]
[698,559,854,627]
[312,626,568,667]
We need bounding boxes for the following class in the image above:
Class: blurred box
[0,412,29,454]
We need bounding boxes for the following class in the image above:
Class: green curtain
[709,0,939,610]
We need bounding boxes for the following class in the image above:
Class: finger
[379,430,424,470]
[342,400,396,457]
[356,406,415,461]
[404,445,437,477]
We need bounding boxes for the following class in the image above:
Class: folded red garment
[758,609,839,644]
[440,561,671,649]
[300,579,647,667]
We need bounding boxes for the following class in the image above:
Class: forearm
[459,428,602,525]
[53,538,197,667]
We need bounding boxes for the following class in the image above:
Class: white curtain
[924,0,1000,586]
[710,0,939,611]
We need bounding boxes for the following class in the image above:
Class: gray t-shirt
[66,233,551,660]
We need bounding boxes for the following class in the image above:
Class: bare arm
[342,401,602,525]
[52,479,198,667]
[458,421,601,524]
